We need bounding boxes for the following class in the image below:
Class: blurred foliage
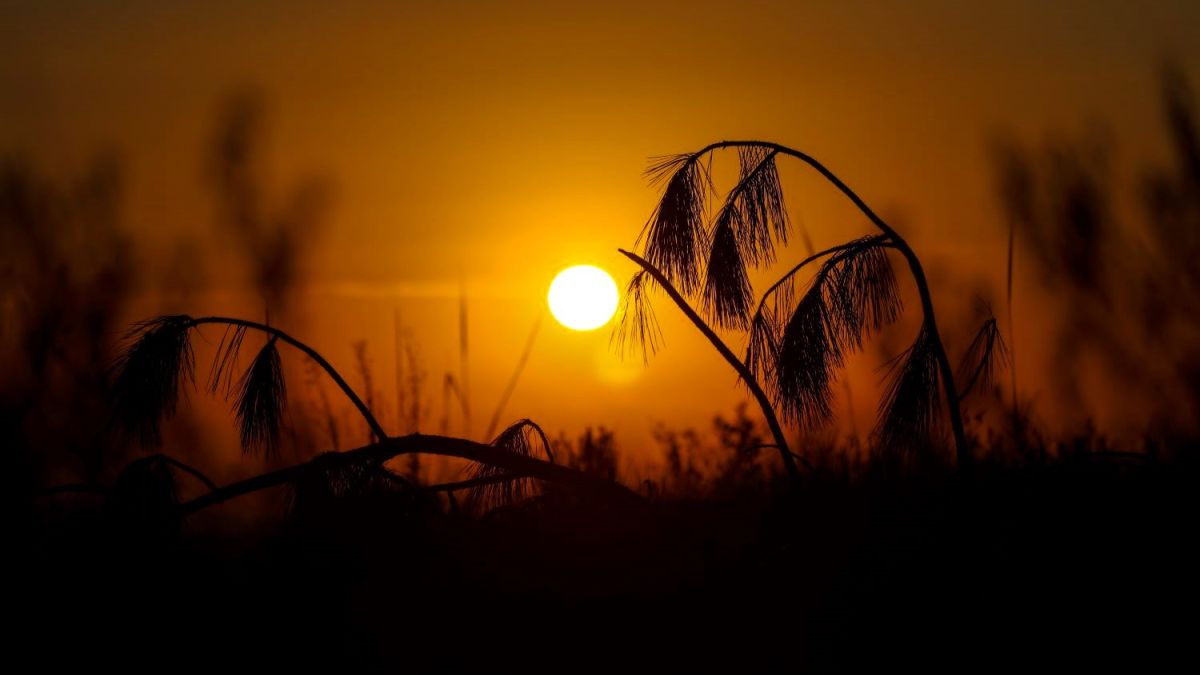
[992,63,1200,437]
[1,152,136,501]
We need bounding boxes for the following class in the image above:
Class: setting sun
[547,265,619,331]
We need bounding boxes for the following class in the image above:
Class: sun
[547,265,619,331]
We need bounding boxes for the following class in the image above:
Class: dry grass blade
[875,323,942,454]
[776,287,842,426]
[470,418,554,508]
[110,315,195,446]
[234,336,287,456]
[638,153,710,295]
[957,315,1009,399]
[702,215,754,329]
[208,324,247,395]
[745,306,780,385]
[698,148,788,329]
[730,146,789,265]
[823,239,902,349]
[771,237,898,426]
[612,270,664,362]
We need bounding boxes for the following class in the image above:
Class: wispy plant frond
[470,418,553,508]
[776,288,842,426]
[702,216,754,329]
[822,239,902,349]
[770,238,899,426]
[110,315,195,446]
[207,324,247,395]
[234,336,287,456]
[697,148,789,329]
[612,270,664,362]
[875,324,943,453]
[757,236,895,328]
[957,315,1009,400]
[639,154,710,294]
[745,306,780,385]
[728,146,789,265]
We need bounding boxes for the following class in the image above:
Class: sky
[3,1,1199,459]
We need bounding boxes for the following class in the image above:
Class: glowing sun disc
[548,265,619,331]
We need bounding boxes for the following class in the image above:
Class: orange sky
[4,1,1200,458]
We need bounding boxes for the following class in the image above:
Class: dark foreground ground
[11,453,1198,673]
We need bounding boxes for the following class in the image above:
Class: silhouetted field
[13,430,1198,672]
[6,66,1200,672]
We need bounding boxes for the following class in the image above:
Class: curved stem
[189,316,388,442]
[715,149,780,219]
[692,141,970,466]
[618,249,804,482]
[154,454,219,492]
[176,433,642,515]
[749,443,814,470]
[751,237,892,324]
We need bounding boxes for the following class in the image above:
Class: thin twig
[176,433,644,515]
[618,249,805,482]
[188,316,388,442]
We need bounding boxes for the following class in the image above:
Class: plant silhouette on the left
[107,314,640,519]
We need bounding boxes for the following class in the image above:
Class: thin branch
[618,248,804,482]
[188,316,388,443]
[747,443,814,471]
[155,454,219,492]
[177,433,643,515]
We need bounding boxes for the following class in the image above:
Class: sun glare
[548,265,619,331]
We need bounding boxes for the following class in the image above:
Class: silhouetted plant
[110,316,196,447]
[107,314,638,515]
[618,141,1005,474]
[956,314,1008,402]
[470,418,555,507]
[111,315,383,454]
[235,336,287,455]
[564,427,619,481]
